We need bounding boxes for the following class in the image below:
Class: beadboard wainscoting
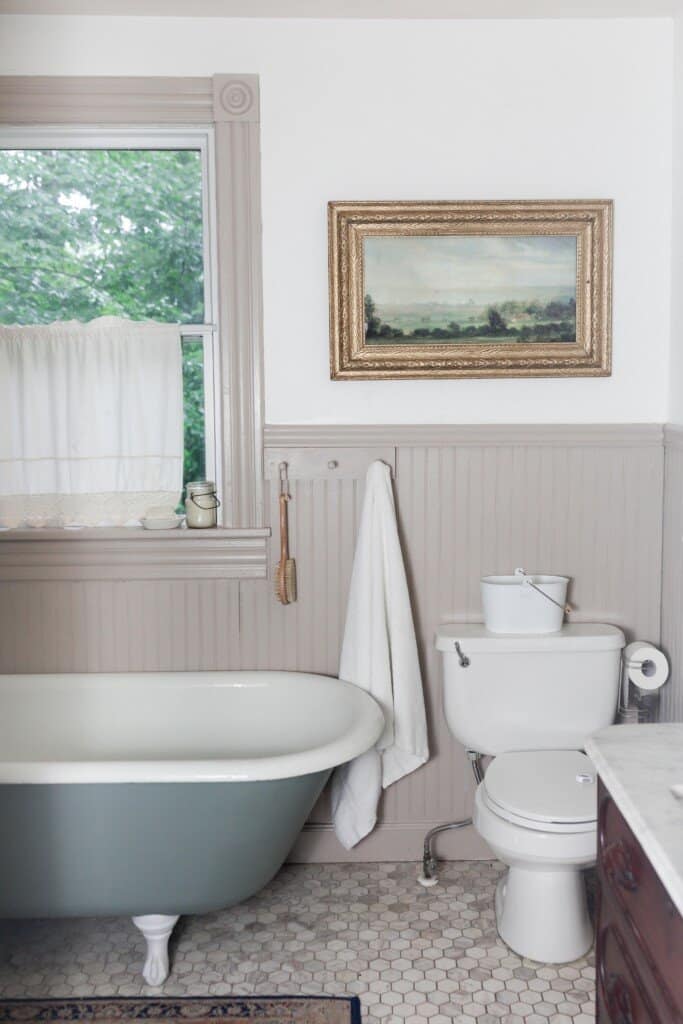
[661,425,683,723]
[0,424,665,863]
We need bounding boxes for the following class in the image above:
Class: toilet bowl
[473,749,597,963]
[435,621,624,964]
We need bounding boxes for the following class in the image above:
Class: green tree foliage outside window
[0,147,207,490]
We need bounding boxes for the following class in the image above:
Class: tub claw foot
[132,914,179,986]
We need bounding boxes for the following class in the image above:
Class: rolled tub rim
[0,670,386,785]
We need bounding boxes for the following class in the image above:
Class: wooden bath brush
[275,463,297,605]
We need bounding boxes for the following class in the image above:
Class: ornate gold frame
[328,199,612,380]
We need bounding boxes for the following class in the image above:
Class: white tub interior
[0,670,384,784]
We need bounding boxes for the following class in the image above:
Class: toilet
[435,622,625,963]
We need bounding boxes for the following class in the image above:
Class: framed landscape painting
[328,200,612,379]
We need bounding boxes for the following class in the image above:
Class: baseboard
[287,821,492,864]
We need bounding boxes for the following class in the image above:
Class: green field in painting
[365,295,576,345]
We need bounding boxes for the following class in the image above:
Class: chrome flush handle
[454,641,470,668]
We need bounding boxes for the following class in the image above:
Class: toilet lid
[483,750,598,827]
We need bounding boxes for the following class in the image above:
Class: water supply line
[418,751,484,887]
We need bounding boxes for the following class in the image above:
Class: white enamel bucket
[481,569,569,634]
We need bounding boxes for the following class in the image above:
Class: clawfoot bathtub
[0,670,384,985]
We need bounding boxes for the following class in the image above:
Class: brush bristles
[275,563,287,604]
[284,559,297,603]
[274,559,297,604]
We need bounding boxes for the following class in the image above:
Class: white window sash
[0,127,222,520]
[180,324,220,522]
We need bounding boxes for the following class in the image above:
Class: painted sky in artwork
[363,234,577,306]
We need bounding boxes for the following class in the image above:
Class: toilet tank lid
[434,622,625,653]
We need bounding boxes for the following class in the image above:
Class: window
[0,75,267,580]
[0,133,219,521]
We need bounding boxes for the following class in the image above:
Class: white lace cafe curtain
[0,317,184,527]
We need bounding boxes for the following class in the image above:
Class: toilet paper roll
[623,641,669,692]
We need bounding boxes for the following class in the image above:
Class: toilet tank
[435,623,625,755]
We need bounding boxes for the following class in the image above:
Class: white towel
[330,460,429,849]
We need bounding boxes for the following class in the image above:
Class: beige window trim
[0,74,268,582]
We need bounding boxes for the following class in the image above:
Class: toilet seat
[482,750,597,834]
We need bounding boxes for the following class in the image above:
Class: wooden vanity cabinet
[596,779,683,1024]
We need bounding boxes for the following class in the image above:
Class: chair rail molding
[264,423,664,449]
[664,423,683,449]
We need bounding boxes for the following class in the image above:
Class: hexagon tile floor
[0,860,595,1024]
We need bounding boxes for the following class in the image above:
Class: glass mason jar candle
[185,480,220,529]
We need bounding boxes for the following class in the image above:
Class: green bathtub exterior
[0,770,330,918]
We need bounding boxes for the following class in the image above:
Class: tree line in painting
[364,293,576,344]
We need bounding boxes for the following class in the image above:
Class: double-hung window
[0,129,220,526]
[0,74,268,581]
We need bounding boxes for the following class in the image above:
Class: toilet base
[495,867,593,964]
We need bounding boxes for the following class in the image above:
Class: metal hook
[279,461,291,500]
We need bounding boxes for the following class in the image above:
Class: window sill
[0,526,271,582]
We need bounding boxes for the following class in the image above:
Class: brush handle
[279,494,290,561]
[273,494,290,604]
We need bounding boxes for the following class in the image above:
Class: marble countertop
[586,723,683,916]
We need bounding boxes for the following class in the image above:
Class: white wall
[0,15,673,424]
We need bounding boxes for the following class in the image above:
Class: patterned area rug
[0,997,361,1024]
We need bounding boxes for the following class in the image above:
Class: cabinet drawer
[597,919,662,1024]
[598,784,683,1009]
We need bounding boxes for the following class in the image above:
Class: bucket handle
[521,575,573,615]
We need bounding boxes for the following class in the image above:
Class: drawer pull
[606,973,635,1024]
[604,838,640,892]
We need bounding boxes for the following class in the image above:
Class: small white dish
[141,515,185,531]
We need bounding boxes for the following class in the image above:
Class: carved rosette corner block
[212,75,259,123]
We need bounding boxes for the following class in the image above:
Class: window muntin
[0,130,219,509]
